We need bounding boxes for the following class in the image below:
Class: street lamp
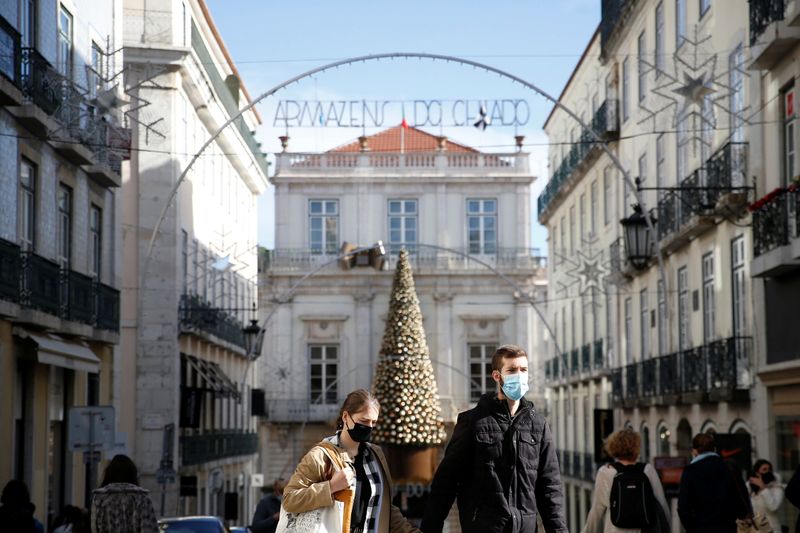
[242,318,261,358]
[620,204,656,271]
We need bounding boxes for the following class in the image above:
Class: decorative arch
[700,419,718,434]
[729,418,752,435]
[677,418,693,457]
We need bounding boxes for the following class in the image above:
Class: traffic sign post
[68,406,116,507]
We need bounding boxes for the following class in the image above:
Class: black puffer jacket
[421,394,567,533]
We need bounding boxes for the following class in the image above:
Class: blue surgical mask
[501,372,529,401]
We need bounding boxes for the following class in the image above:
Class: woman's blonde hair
[605,428,641,461]
[336,389,380,429]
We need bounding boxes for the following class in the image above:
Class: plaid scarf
[326,435,383,533]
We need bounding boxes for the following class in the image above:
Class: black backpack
[609,462,657,529]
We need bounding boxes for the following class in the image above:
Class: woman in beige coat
[282,389,419,533]
[581,428,670,533]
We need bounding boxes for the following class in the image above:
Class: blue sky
[205,0,601,249]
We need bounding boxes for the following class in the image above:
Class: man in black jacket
[677,433,751,533]
[420,345,567,533]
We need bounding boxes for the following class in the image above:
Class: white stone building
[258,126,548,486]
[0,0,124,527]
[541,1,756,531]
[120,0,268,521]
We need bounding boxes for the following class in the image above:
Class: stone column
[354,292,376,388]
[432,291,454,401]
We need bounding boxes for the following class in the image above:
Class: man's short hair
[491,345,528,372]
[692,433,716,453]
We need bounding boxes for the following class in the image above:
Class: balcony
[563,451,572,477]
[263,247,546,275]
[657,143,750,253]
[261,399,340,423]
[570,349,579,377]
[0,239,20,303]
[13,48,60,136]
[538,100,620,221]
[179,294,246,350]
[581,344,591,373]
[0,14,23,105]
[4,249,119,332]
[582,452,596,481]
[752,185,800,276]
[593,339,605,369]
[749,0,800,70]
[180,430,258,467]
[611,368,623,407]
[616,337,753,408]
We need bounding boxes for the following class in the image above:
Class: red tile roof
[330,125,478,153]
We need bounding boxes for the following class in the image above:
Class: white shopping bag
[275,499,345,533]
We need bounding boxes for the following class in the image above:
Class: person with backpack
[677,433,751,533]
[581,428,670,533]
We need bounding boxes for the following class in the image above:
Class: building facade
[748,1,800,530]
[541,1,756,531]
[121,0,268,521]
[258,127,548,493]
[0,0,124,527]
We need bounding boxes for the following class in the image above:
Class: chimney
[279,135,289,152]
[515,135,525,152]
[436,136,447,152]
[358,135,370,152]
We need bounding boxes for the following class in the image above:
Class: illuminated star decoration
[555,234,624,299]
[637,25,750,159]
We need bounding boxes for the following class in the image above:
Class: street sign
[67,406,115,452]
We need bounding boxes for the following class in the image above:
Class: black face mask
[344,415,373,443]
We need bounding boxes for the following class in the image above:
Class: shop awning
[183,354,240,400]
[15,328,100,373]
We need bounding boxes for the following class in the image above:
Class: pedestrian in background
[582,428,670,533]
[91,454,157,533]
[677,433,751,533]
[748,459,785,533]
[251,478,286,533]
[0,479,44,533]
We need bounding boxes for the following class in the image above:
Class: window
[641,425,651,463]
[656,134,666,201]
[90,206,102,279]
[90,43,103,99]
[579,194,586,241]
[469,344,497,401]
[700,0,711,17]
[624,297,633,364]
[729,45,745,144]
[388,199,418,252]
[731,236,747,337]
[181,230,188,293]
[467,199,497,254]
[19,158,36,251]
[20,0,35,49]
[640,288,649,359]
[638,31,647,103]
[676,0,686,48]
[702,252,715,342]
[192,240,199,295]
[655,2,665,75]
[57,184,72,268]
[657,280,667,356]
[783,85,796,185]
[603,167,612,225]
[309,200,339,254]
[309,345,338,405]
[569,205,575,253]
[58,6,73,78]
[590,181,598,237]
[678,266,689,350]
[622,58,630,122]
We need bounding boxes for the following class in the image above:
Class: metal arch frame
[140,52,667,382]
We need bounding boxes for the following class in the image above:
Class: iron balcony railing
[180,430,258,466]
[619,337,753,401]
[750,0,786,45]
[594,339,605,369]
[753,186,800,257]
[262,399,341,423]
[563,451,572,477]
[0,238,20,303]
[572,451,581,479]
[0,14,21,86]
[581,344,591,372]
[264,247,547,273]
[571,349,579,376]
[582,452,595,481]
[538,100,620,219]
[65,269,95,325]
[179,293,246,349]
[20,252,61,316]
[611,368,623,404]
[20,47,60,115]
[705,143,749,203]
[95,283,120,332]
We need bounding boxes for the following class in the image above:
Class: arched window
[701,420,718,434]
[677,419,693,458]
[641,423,651,463]
[657,422,671,456]
[729,419,752,435]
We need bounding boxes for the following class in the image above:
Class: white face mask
[501,372,529,400]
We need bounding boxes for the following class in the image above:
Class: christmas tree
[372,249,446,447]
